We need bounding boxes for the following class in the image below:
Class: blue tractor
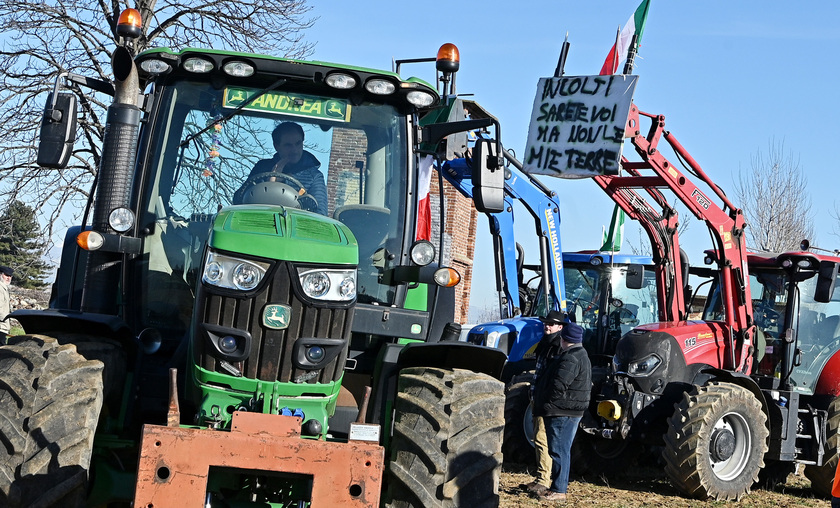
[467,250,658,463]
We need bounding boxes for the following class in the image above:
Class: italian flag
[600,204,626,253]
[416,155,434,241]
[599,0,651,75]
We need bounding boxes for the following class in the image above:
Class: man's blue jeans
[544,415,582,493]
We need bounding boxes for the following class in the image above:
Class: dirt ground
[499,463,831,508]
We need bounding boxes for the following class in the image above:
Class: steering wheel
[236,171,319,212]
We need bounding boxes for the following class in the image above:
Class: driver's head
[272,122,304,164]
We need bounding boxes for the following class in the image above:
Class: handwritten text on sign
[523,75,637,178]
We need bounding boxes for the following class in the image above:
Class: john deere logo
[325,100,345,118]
[263,304,292,330]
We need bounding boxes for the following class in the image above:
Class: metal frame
[134,411,384,506]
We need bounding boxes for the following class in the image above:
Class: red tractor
[576,104,840,500]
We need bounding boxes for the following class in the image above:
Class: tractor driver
[234,122,328,215]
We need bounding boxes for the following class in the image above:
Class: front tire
[0,335,104,507]
[502,379,535,465]
[804,395,840,496]
[662,382,768,501]
[384,367,504,508]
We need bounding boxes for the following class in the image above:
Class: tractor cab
[703,249,840,394]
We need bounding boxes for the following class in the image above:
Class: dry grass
[500,463,830,508]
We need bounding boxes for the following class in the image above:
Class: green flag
[600,205,626,252]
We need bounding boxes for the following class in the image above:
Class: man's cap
[561,322,584,344]
[539,310,567,325]
[0,266,12,277]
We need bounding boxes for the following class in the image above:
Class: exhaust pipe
[81,46,140,315]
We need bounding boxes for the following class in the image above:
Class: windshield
[789,273,840,393]
[731,267,840,393]
[564,265,603,343]
[608,265,658,336]
[563,263,658,353]
[136,80,409,337]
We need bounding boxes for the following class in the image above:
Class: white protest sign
[523,75,638,178]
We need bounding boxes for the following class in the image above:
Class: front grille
[193,262,353,384]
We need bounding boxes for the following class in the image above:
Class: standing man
[0,266,12,344]
[525,310,567,496]
[234,122,328,215]
[533,321,591,502]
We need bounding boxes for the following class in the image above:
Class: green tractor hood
[211,205,358,265]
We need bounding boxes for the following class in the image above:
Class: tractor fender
[695,366,770,422]
[12,308,133,344]
[815,349,840,396]
[398,342,507,380]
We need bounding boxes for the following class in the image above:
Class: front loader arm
[595,105,755,373]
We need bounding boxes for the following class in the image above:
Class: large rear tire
[384,367,504,508]
[0,335,104,508]
[804,395,840,496]
[502,379,536,465]
[662,382,768,501]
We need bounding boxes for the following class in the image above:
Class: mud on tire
[662,382,769,501]
[0,335,104,508]
[384,367,505,508]
[804,395,840,496]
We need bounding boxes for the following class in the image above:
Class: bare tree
[0,0,315,245]
[733,139,814,252]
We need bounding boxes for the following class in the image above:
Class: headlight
[410,240,435,266]
[297,267,356,302]
[223,60,254,77]
[365,78,396,95]
[202,251,269,291]
[626,354,662,377]
[406,90,436,108]
[109,207,134,233]
[326,72,357,89]
[486,330,501,349]
[232,263,261,290]
[301,271,330,298]
[183,57,214,73]
[139,59,171,74]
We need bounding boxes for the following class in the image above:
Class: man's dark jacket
[532,345,592,417]
[235,151,328,215]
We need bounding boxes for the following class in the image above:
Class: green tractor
[5,10,507,507]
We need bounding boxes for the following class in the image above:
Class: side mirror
[626,264,645,290]
[815,260,839,303]
[471,138,504,213]
[37,92,77,169]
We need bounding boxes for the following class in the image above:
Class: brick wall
[328,129,477,325]
[429,176,478,325]
[325,127,367,215]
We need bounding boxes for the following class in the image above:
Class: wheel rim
[709,410,751,480]
[523,401,535,447]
